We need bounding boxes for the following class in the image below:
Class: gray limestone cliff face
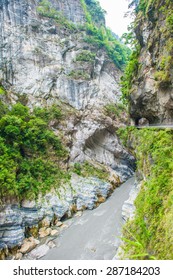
[129,1,173,124]
[0,176,113,250]
[0,0,120,110]
[0,0,131,180]
[0,0,135,255]
[69,112,135,181]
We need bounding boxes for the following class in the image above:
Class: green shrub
[0,101,8,118]
[80,0,131,70]
[71,161,109,180]
[37,0,76,30]
[104,103,127,118]
[166,13,173,30]
[0,103,69,202]
[118,128,173,259]
[121,49,140,104]
[154,54,172,88]
[81,162,109,180]
[73,163,82,175]
[33,105,62,122]
[76,50,96,62]
[154,71,171,87]
[67,70,90,80]
[84,0,106,25]
[0,85,6,95]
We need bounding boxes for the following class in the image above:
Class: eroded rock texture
[0,0,120,109]
[0,175,113,249]
[129,0,173,124]
[0,0,135,254]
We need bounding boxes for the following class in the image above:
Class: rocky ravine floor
[23,177,135,260]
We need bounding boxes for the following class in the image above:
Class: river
[41,177,135,260]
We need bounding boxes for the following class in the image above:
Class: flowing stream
[41,177,135,260]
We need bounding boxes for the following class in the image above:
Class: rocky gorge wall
[0,175,114,252]
[0,0,121,110]
[0,0,135,259]
[128,0,173,124]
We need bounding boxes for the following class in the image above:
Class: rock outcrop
[0,175,114,250]
[129,0,173,124]
[0,0,121,110]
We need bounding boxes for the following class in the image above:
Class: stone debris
[39,228,52,238]
[55,221,63,227]
[74,211,83,217]
[60,224,69,230]
[50,230,59,236]
[40,217,51,228]
[19,237,40,254]
[14,252,23,260]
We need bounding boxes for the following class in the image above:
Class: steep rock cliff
[126,0,173,124]
[0,0,135,258]
[0,0,120,109]
[117,128,173,260]
[0,0,133,178]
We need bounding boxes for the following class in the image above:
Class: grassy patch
[75,50,96,62]
[37,0,76,30]
[104,103,127,119]
[67,70,90,80]
[0,85,6,95]
[72,161,109,181]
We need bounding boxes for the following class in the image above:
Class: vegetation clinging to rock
[37,0,131,70]
[37,0,76,30]
[0,102,69,202]
[73,161,109,181]
[121,0,173,103]
[118,128,173,259]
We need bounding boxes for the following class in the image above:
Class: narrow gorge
[0,0,173,260]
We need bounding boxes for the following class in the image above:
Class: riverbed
[40,177,135,260]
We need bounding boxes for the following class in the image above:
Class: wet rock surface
[0,175,115,251]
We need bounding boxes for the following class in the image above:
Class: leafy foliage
[37,0,76,30]
[104,103,127,119]
[84,0,106,24]
[128,0,156,14]
[84,24,131,70]
[0,102,69,202]
[120,49,140,103]
[118,128,173,259]
[37,0,130,70]
[73,161,109,181]
[80,0,131,70]
[67,70,90,80]
[75,50,96,62]
[0,85,6,95]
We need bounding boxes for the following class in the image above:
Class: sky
[98,0,132,37]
